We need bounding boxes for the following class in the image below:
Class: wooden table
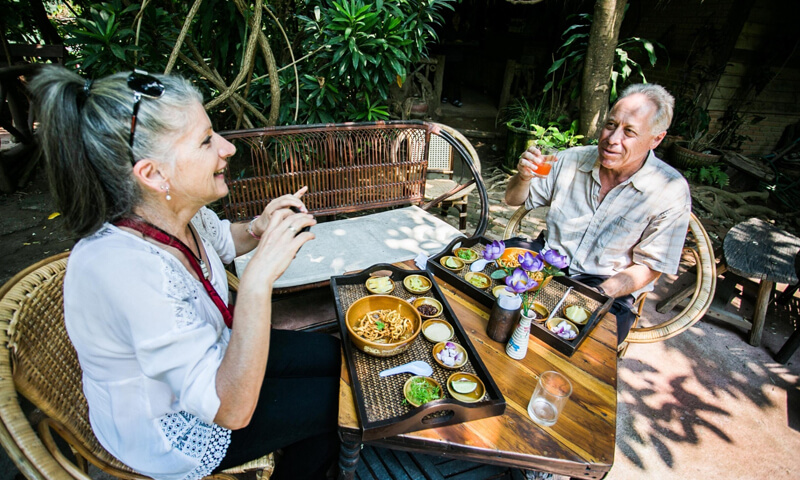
[723,218,800,346]
[337,265,618,480]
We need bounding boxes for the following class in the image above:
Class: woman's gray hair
[619,83,675,134]
[28,66,202,238]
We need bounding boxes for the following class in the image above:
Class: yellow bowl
[412,297,443,318]
[495,247,538,270]
[453,247,480,264]
[345,295,422,357]
[403,376,442,407]
[447,372,486,403]
[439,255,465,272]
[492,285,515,298]
[421,319,454,343]
[545,317,579,340]
[432,341,468,370]
[464,272,491,290]
[403,274,432,294]
[365,276,395,294]
[525,302,550,323]
[563,304,591,325]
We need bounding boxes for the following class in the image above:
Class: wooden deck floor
[355,445,528,480]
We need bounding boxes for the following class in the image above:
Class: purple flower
[518,251,544,272]
[483,240,505,261]
[504,268,538,294]
[541,248,568,269]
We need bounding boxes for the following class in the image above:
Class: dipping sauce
[417,304,439,316]
[423,322,452,342]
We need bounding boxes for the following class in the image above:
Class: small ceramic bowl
[447,372,486,403]
[439,255,465,272]
[464,272,491,290]
[432,341,468,370]
[545,317,579,340]
[492,285,515,298]
[413,297,443,318]
[403,376,442,407]
[563,304,592,325]
[453,247,480,264]
[403,274,432,294]
[526,302,550,323]
[365,275,394,294]
[421,319,454,343]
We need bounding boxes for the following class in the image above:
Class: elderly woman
[29,66,340,480]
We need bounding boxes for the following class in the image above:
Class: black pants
[214,329,341,480]
[568,274,636,345]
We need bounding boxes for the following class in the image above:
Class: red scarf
[115,217,234,328]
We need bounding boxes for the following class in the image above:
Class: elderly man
[505,83,691,345]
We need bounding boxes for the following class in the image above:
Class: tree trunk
[579,0,627,141]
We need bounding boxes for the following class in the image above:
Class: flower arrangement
[482,241,568,317]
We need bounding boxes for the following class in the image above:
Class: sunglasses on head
[127,70,165,154]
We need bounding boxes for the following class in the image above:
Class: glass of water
[527,371,572,426]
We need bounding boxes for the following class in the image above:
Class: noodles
[354,308,413,344]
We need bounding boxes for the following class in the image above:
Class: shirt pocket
[596,215,648,257]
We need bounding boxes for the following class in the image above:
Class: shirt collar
[584,149,660,191]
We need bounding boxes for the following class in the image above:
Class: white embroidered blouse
[64,207,237,480]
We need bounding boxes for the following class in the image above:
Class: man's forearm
[505,173,532,206]
[597,264,661,298]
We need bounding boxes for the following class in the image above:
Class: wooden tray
[331,264,506,442]
[427,236,614,356]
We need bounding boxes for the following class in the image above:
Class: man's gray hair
[619,83,675,134]
[29,66,203,238]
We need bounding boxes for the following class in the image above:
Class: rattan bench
[221,121,488,292]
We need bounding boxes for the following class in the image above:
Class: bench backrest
[221,122,436,222]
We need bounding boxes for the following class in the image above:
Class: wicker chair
[422,124,482,231]
[0,252,274,480]
[502,209,717,357]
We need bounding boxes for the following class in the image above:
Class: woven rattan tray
[427,236,614,356]
[331,264,506,441]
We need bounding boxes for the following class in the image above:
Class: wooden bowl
[453,247,480,264]
[432,341,468,370]
[412,297,443,318]
[545,317,579,340]
[403,274,432,294]
[345,295,422,357]
[563,304,591,325]
[495,247,538,270]
[464,272,491,290]
[422,319,454,343]
[439,255,465,272]
[365,275,394,294]
[447,372,486,403]
[403,376,442,407]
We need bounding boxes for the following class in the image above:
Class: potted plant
[500,98,584,174]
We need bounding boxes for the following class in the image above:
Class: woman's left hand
[248,186,309,239]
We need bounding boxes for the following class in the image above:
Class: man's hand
[597,264,661,298]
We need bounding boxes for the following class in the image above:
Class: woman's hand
[247,186,310,239]
[241,204,316,286]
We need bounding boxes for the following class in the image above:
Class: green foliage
[294,0,456,123]
[531,120,585,151]
[63,1,177,77]
[499,97,549,130]
[684,165,729,188]
[544,11,666,107]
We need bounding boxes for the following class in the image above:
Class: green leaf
[109,44,126,60]
[490,270,508,280]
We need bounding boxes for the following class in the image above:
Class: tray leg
[337,439,361,480]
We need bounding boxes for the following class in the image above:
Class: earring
[163,184,172,201]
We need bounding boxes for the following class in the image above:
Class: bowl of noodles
[345,295,422,357]
[496,247,548,292]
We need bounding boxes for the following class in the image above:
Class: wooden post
[433,54,445,106]
[499,59,517,112]
[749,279,773,346]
